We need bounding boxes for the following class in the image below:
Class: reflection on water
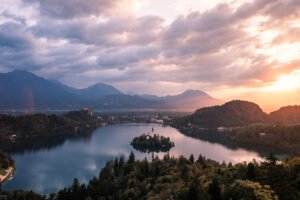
[0,133,93,155]
[2,123,262,194]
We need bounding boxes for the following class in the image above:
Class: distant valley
[0,70,221,112]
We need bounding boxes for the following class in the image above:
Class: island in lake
[131,133,175,153]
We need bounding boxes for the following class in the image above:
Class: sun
[263,71,300,92]
[273,75,298,90]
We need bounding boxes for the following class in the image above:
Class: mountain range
[0,70,220,111]
[51,80,123,100]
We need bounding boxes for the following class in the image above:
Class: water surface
[3,123,261,194]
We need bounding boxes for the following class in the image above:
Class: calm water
[3,123,262,194]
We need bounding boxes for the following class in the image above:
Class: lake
[3,123,262,194]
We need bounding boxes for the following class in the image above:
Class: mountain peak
[8,70,36,76]
[2,70,45,82]
[73,82,122,100]
[223,100,263,110]
[89,82,112,88]
[0,70,80,110]
[181,90,207,96]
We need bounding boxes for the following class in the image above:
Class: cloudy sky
[0,0,300,109]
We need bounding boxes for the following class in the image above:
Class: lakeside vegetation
[1,153,299,200]
[0,102,299,199]
[49,153,300,200]
[171,101,300,155]
[0,110,102,143]
[0,111,176,154]
[131,134,175,153]
[172,101,300,128]
[175,124,300,155]
[0,151,14,175]
[229,124,300,154]
[0,150,14,186]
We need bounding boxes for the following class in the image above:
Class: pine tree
[189,154,195,164]
[128,151,135,164]
[208,178,222,200]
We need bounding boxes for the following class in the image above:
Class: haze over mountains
[52,80,123,100]
[0,70,220,111]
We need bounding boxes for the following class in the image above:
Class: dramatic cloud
[0,22,39,70]
[23,0,133,18]
[32,15,164,46]
[0,0,300,102]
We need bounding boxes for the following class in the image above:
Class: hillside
[141,90,221,111]
[73,83,123,100]
[52,81,123,100]
[171,101,300,154]
[158,90,221,111]
[269,105,300,124]
[0,71,82,110]
[174,101,300,128]
[185,100,268,128]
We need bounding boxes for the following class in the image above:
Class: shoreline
[0,167,14,184]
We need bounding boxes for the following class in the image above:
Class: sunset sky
[0,0,300,111]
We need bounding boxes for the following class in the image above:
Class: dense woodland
[173,101,300,128]
[131,134,175,153]
[0,110,102,142]
[230,125,300,154]
[1,153,299,200]
[177,124,300,155]
[0,110,104,154]
[269,105,300,124]
[172,101,300,154]
[0,151,14,171]
[183,100,268,128]
[49,153,300,200]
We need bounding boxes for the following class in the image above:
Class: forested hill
[174,100,300,128]
[177,100,268,128]
[0,110,102,142]
[269,105,300,125]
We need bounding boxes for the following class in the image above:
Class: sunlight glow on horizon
[261,70,300,92]
[261,43,300,63]
[1,0,300,110]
